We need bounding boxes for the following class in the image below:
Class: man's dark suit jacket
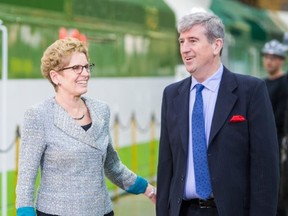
[156,67,280,216]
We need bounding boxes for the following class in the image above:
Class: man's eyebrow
[178,36,198,41]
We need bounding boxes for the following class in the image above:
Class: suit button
[180,176,184,181]
[177,198,181,204]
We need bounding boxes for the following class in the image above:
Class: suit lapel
[208,68,238,145]
[173,77,191,155]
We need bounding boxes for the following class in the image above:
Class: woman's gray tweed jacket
[16,97,138,215]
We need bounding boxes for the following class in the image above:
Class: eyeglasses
[58,63,95,74]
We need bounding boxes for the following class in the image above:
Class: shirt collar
[190,64,223,92]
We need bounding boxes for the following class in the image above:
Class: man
[262,39,288,216]
[262,39,288,147]
[156,11,279,216]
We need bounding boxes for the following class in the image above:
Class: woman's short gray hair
[177,12,225,43]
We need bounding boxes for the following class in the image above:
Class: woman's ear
[50,70,60,86]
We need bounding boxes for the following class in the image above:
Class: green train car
[0,1,178,215]
[0,0,177,78]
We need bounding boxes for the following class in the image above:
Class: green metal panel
[0,0,177,79]
[72,0,175,31]
[210,0,286,77]
[211,0,284,41]
[0,0,65,12]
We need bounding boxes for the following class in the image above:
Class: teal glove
[17,207,36,216]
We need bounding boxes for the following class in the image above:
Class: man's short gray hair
[177,12,225,43]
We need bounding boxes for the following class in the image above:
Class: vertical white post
[0,19,8,216]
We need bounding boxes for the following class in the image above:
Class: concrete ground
[113,194,156,216]
[113,195,288,216]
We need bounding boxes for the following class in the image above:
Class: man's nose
[181,42,191,53]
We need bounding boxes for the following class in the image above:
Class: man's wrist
[148,187,156,199]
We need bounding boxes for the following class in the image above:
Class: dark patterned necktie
[192,84,212,199]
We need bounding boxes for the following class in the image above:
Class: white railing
[0,19,8,216]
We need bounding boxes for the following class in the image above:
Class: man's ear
[213,38,224,55]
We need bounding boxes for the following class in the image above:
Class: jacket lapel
[208,68,238,145]
[173,77,191,155]
[84,99,107,149]
[53,98,104,149]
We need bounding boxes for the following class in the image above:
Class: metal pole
[113,114,120,200]
[0,19,8,216]
[131,112,137,173]
[14,126,20,216]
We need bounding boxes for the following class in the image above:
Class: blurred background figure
[262,38,288,216]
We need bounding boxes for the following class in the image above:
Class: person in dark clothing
[262,39,288,216]
[263,40,288,145]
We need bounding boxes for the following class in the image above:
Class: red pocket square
[229,115,246,123]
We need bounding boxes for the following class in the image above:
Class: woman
[16,37,156,216]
